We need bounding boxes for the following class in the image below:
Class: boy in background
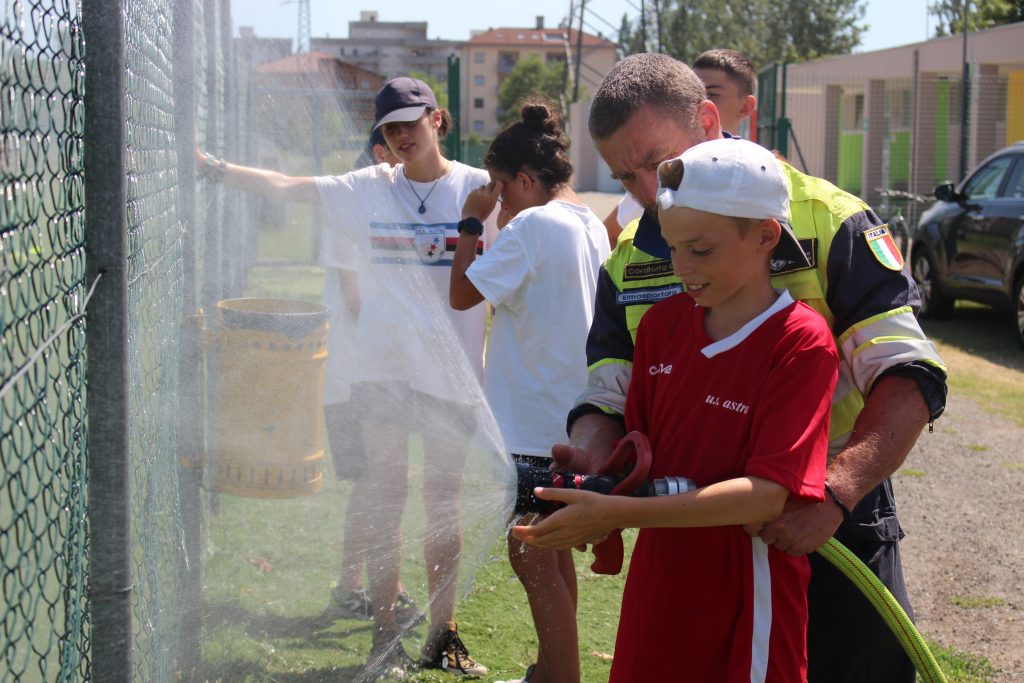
[692,48,757,139]
[514,138,839,682]
[603,48,758,242]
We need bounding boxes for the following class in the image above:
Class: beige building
[769,21,1024,212]
[310,11,460,84]
[461,17,617,139]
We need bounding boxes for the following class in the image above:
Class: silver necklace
[405,167,443,214]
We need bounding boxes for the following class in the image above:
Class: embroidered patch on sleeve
[864,225,905,271]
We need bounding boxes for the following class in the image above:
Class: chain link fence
[758,62,1024,230]
[1,0,90,679]
[3,0,252,679]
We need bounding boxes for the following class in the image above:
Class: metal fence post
[82,0,133,680]
[447,54,461,162]
[173,0,204,678]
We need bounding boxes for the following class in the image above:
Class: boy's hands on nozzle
[462,180,502,222]
[511,487,615,551]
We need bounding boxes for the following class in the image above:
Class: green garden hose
[816,538,949,683]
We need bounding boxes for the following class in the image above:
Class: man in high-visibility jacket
[559,53,947,683]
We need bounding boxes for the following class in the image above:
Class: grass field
[919,302,1024,429]
[195,254,1016,682]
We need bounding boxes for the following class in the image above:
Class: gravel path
[897,392,1024,682]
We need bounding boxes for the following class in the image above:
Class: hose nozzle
[514,464,697,515]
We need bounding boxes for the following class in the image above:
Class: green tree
[621,0,866,67]
[618,12,647,56]
[929,0,1024,36]
[408,71,449,109]
[496,55,567,128]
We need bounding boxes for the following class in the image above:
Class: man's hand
[462,181,502,222]
[549,443,604,474]
[744,497,843,556]
[511,488,616,550]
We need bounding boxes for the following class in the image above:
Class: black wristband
[200,153,227,183]
[457,217,484,235]
[823,481,852,519]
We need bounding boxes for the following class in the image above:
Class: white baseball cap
[657,138,789,219]
[657,138,810,269]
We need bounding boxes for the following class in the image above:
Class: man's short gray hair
[588,53,707,141]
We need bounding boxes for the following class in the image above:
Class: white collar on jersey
[701,289,796,359]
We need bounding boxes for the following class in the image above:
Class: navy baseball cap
[372,77,438,131]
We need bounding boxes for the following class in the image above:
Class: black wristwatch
[457,217,484,236]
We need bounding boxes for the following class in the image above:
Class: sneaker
[365,627,415,680]
[394,591,425,628]
[419,621,488,677]
[495,664,535,683]
[330,586,373,620]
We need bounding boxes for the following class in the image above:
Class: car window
[963,155,1014,199]
[1001,157,1024,199]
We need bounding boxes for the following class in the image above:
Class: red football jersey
[611,291,838,683]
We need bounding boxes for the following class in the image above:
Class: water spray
[513,431,949,683]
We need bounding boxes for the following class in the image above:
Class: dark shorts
[324,402,365,481]
[350,380,477,435]
[807,481,916,683]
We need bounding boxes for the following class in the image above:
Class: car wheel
[911,249,954,318]
[1014,275,1024,350]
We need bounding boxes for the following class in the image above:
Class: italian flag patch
[864,225,904,271]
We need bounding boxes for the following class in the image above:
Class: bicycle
[874,188,930,260]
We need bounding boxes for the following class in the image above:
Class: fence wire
[4,0,251,679]
[760,68,1024,229]
[1,0,90,680]
[123,0,189,680]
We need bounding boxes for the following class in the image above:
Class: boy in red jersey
[513,138,839,682]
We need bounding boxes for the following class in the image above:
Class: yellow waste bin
[211,298,328,498]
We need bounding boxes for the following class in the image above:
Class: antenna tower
[296,0,311,53]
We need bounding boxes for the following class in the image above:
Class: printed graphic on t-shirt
[370,221,483,266]
[415,225,446,264]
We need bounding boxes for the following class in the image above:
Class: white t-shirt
[466,200,611,456]
[317,161,495,402]
[616,191,644,227]
[320,256,360,405]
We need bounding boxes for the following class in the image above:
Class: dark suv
[910,142,1024,348]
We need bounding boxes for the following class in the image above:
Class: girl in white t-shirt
[450,103,611,683]
[197,77,491,678]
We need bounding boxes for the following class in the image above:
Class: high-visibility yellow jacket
[572,162,947,459]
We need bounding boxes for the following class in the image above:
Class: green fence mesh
[123,0,188,680]
[4,0,250,679]
[1,0,90,681]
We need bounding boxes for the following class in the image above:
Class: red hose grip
[590,432,652,575]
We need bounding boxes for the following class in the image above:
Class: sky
[230,0,936,55]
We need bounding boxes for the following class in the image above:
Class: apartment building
[310,11,460,84]
[462,17,617,138]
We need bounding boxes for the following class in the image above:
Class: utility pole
[958,0,971,179]
[573,0,586,102]
[282,0,311,53]
[640,0,647,51]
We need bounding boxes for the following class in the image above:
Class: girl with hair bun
[449,102,611,683]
